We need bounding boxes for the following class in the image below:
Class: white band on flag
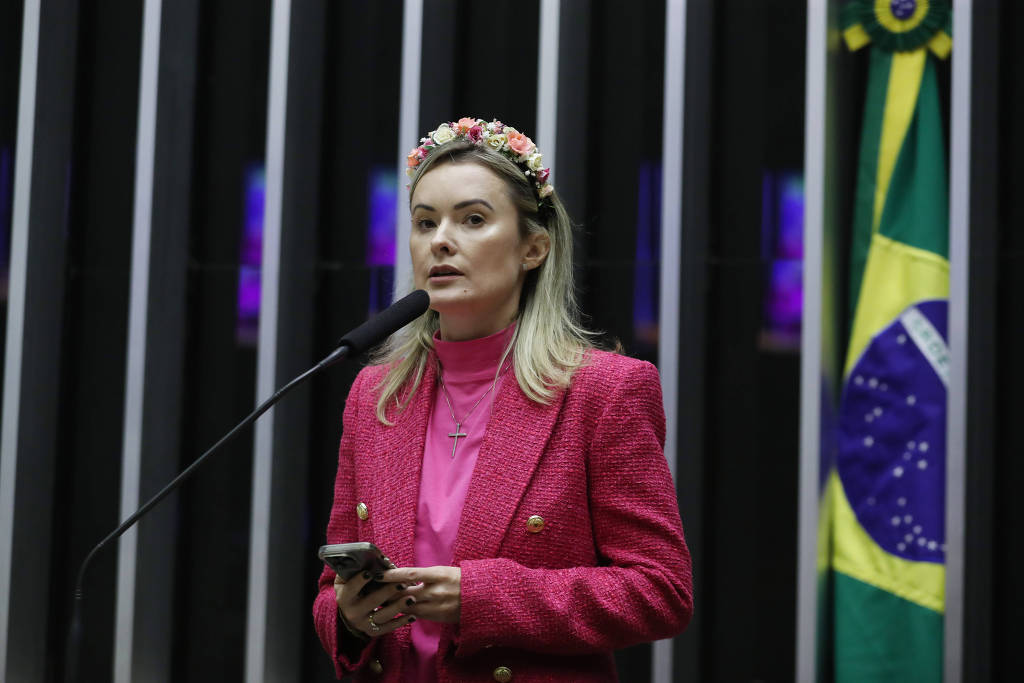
[900,305,950,387]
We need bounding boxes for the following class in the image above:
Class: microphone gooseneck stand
[64,289,429,683]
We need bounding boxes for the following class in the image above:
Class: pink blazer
[313,350,693,682]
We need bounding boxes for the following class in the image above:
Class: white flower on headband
[486,133,507,151]
[406,117,554,207]
[431,123,456,145]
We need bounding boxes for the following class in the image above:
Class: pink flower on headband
[467,125,483,142]
[407,146,426,168]
[506,131,535,159]
[537,167,550,184]
[456,117,477,133]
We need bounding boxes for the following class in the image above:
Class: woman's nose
[431,220,456,254]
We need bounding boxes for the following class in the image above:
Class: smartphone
[318,542,393,582]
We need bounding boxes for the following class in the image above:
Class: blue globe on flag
[837,299,948,563]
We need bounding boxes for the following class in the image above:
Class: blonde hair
[372,140,594,424]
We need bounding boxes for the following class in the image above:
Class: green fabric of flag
[828,2,952,681]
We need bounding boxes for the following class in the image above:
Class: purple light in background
[777,174,804,259]
[760,170,805,349]
[236,164,265,346]
[366,166,397,315]
[632,162,661,352]
[767,259,804,329]
[366,166,397,267]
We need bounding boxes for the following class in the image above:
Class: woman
[313,117,692,682]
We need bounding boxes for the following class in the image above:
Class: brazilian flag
[829,2,952,680]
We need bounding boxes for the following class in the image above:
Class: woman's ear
[521,231,551,271]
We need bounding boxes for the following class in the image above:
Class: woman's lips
[428,266,463,282]
[428,274,462,283]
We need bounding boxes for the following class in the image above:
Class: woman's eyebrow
[411,203,435,213]
[453,199,493,211]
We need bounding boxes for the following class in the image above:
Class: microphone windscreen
[338,290,430,353]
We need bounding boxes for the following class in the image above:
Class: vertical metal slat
[245,0,291,680]
[654,0,687,681]
[0,0,41,674]
[944,1,973,681]
[795,0,828,680]
[113,1,163,679]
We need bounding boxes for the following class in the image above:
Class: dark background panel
[0,0,22,139]
[419,0,539,137]
[49,2,143,680]
[317,0,404,266]
[992,0,1024,678]
[172,0,271,678]
[700,1,805,681]
[577,0,665,365]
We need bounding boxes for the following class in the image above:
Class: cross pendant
[448,422,468,458]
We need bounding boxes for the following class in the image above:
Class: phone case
[318,542,392,581]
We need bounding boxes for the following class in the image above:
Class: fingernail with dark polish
[374,573,384,580]
[396,584,405,591]
[362,571,371,580]
[408,616,416,623]
[405,598,415,607]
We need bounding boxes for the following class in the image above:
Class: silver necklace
[437,363,508,458]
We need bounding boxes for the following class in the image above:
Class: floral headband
[406,117,553,205]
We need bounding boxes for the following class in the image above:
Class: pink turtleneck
[405,323,515,682]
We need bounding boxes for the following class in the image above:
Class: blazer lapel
[371,361,437,568]
[450,374,566,564]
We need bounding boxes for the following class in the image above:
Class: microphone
[64,290,429,682]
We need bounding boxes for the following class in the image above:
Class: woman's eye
[466,214,485,226]
[415,218,435,230]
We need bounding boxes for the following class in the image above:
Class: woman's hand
[381,566,462,623]
[334,571,416,639]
